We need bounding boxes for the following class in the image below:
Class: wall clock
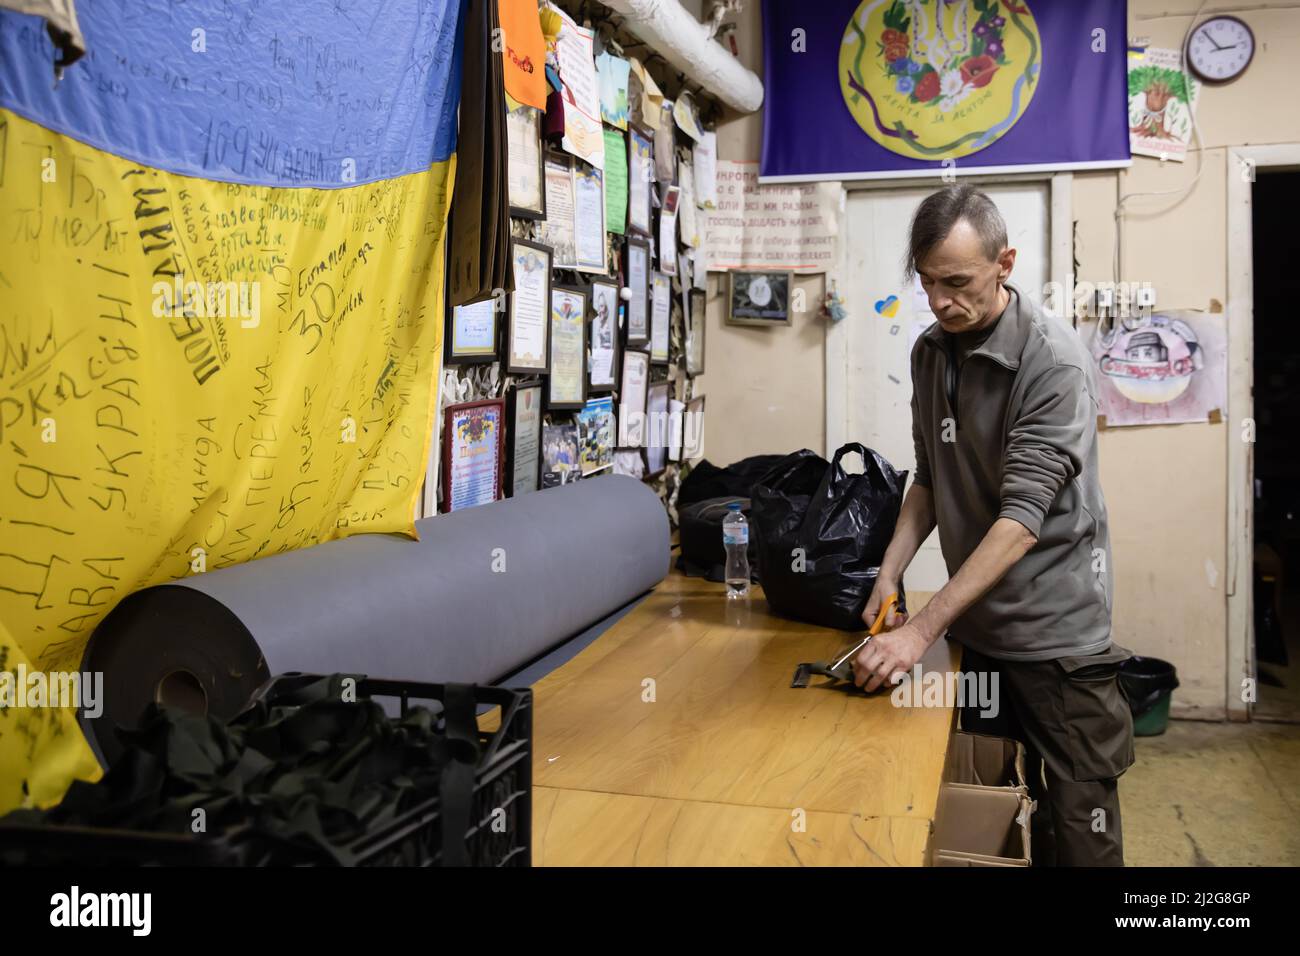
[1186,16,1255,83]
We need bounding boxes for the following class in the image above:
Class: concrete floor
[1116,543,1300,865]
[1121,718,1300,866]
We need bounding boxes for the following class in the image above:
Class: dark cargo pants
[957,642,1136,867]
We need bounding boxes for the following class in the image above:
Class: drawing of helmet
[1096,318,1200,404]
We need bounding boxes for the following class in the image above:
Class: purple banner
[761,0,1130,181]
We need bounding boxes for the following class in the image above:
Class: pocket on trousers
[1054,644,1136,782]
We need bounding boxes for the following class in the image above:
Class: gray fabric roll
[82,475,670,765]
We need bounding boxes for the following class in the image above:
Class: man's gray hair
[904,184,1008,281]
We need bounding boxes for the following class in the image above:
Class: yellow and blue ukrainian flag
[0,0,468,811]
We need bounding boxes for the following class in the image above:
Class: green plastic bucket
[1120,657,1179,737]
[1131,688,1173,736]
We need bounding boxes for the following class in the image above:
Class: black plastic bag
[751,443,907,631]
[676,496,759,582]
[678,454,789,507]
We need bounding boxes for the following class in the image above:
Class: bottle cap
[727,501,741,510]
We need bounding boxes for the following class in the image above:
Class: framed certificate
[441,398,505,513]
[541,421,582,488]
[728,270,793,327]
[685,287,706,375]
[506,239,552,374]
[506,381,543,497]
[644,381,670,477]
[683,394,705,461]
[658,184,680,277]
[618,349,649,448]
[506,104,545,219]
[650,271,671,365]
[627,124,654,236]
[625,238,650,347]
[446,294,499,365]
[577,395,615,476]
[548,286,588,410]
[668,398,685,462]
[538,153,578,270]
[573,162,608,275]
[588,279,620,392]
[653,111,677,185]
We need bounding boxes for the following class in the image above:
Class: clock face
[1187,16,1255,82]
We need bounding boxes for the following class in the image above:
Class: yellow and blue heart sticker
[874,295,900,318]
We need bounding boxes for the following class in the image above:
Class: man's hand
[853,620,934,693]
[861,577,904,630]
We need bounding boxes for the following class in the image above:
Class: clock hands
[1191,19,1252,79]
[1203,28,1242,52]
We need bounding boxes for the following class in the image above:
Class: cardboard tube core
[156,669,208,716]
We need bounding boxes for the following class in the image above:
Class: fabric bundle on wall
[0,0,469,812]
[81,475,671,768]
[449,0,513,308]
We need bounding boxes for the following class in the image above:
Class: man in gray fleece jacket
[852,184,1135,866]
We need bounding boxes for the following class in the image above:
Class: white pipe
[599,0,764,113]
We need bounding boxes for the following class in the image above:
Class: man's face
[916,218,1016,334]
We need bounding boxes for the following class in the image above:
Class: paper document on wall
[679,163,700,248]
[596,51,631,129]
[628,56,663,129]
[603,128,629,235]
[704,160,840,274]
[694,131,718,208]
[1127,47,1200,163]
[547,6,604,168]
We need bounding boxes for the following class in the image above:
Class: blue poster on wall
[761,0,1131,182]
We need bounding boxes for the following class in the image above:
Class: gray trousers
[957,642,1136,867]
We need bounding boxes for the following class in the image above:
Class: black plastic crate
[0,821,248,866]
[0,675,532,867]
[307,675,533,867]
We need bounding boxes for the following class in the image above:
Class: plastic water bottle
[723,502,750,599]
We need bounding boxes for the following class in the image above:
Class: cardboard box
[931,783,1032,866]
[934,850,1027,867]
[944,731,1028,791]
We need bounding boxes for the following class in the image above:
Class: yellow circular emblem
[839,0,1042,160]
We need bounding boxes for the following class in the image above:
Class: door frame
[1225,144,1300,721]
[826,172,1074,454]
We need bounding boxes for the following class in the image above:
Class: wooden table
[497,569,959,866]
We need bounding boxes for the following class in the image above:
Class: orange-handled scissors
[826,592,906,678]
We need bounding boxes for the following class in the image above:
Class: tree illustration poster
[1127,47,1201,163]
